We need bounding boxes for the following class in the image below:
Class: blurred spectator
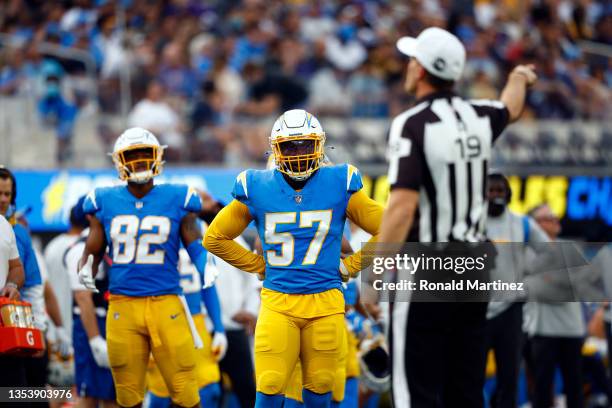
[528,53,577,119]
[37,60,79,164]
[128,80,184,160]
[324,22,367,72]
[347,57,389,117]
[235,61,307,118]
[158,42,197,99]
[524,204,586,408]
[308,67,351,116]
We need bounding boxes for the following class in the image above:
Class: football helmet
[270,109,325,181]
[111,127,165,184]
[358,334,391,393]
[47,350,74,387]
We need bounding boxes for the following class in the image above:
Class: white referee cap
[397,27,466,81]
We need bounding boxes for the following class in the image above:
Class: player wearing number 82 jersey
[79,127,221,408]
[205,109,384,408]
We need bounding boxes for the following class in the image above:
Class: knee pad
[306,369,335,394]
[257,369,285,395]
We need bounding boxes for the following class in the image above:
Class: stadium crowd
[1,0,611,164]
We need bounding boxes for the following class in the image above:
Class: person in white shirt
[128,81,184,151]
[0,214,23,298]
[44,198,89,339]
[212,233,259,408]
[0,213,26,388]
[485,173,549,408]
[525,204,585,408]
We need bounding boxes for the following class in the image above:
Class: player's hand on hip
[78,254,99,293]
[339,259,352,282]
[211,331,228,362]
[511,64,537,86]
[89,335,110,368]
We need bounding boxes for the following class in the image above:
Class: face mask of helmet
[115,147,160,184]
[274,138,322,180]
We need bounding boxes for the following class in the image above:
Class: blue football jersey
[343,280,359,307]
[178,247,204,315]
[14,224,42,288]
[232,164,363,294]
[83,184,202,296]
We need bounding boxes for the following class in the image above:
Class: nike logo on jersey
[170,313,180,319]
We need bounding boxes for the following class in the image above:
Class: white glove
[89,335,110,368]
[211,331,228,362]
[55,327,73,358]
[203,263,220,289]
[78,255,99,293]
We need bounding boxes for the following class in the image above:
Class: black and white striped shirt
[387,90,509,243]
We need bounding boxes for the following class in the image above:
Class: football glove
[89,335,110,368]
[54,326,73,359]
[78,254,99,293]
[203,263,220,289]
[211,331,228,362]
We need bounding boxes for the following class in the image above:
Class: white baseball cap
[396,27,466,81]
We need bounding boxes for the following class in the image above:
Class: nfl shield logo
[294,195,302,204]
[135,201,143,209]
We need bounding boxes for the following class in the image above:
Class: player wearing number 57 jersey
[205,109,384,408]
[78,127,221,408]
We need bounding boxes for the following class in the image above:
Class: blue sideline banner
[14,168,241,232]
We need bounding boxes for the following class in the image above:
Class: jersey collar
[415,90,457,104]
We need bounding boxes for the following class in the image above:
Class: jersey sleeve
[469,99,510,142]
[180,185,203,213]
[8,223,19,260]
[14,224,42,288]
[231,170,250,205]
[387,116,424,191]
[345,164,363,194]
[83,189,101,215]
[65,244,87,291]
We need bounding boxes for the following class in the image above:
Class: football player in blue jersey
[146,231,227,408]
[204,109,384,408]
[77,127,221,408]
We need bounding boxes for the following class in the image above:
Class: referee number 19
[455,136,482,159]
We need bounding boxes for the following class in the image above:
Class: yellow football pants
[285,322,357,402]
[106,294,199,407]
[255,304,346,396]
[147,314,220,397]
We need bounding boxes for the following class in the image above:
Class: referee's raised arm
[378,27,537,408]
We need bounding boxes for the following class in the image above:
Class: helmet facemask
[112,144,164,184]
[271,134,325,181]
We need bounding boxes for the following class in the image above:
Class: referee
[378,27,536,407]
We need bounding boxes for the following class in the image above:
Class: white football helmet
[111,127,165,184]
[270,109,326,181]
[47,351,74,387]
